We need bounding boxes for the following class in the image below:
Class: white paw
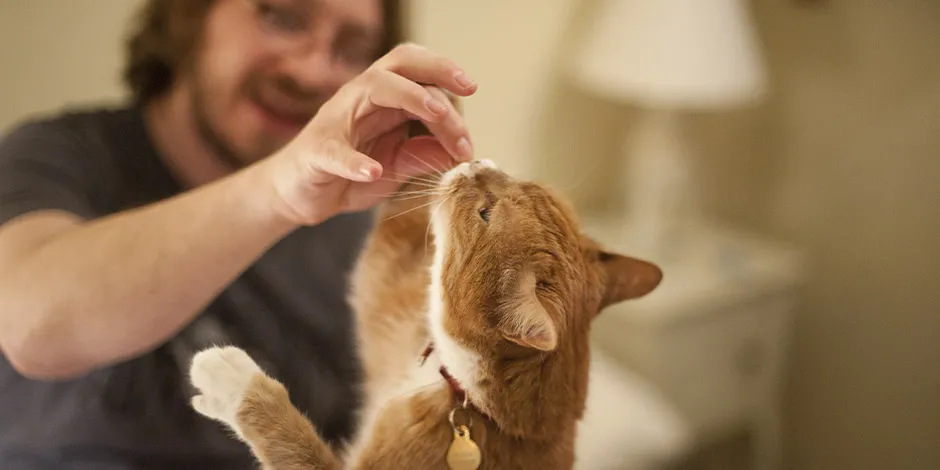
[189,345,263,428]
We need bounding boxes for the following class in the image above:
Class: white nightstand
[584,219,803,470]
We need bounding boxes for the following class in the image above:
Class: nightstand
[584,219,803,470]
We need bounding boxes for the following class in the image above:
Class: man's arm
[0,44,475,381]
[0,160,296,380]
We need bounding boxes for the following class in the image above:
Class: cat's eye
[479,192,496,222]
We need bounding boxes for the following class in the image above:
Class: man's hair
[122,0,406,104]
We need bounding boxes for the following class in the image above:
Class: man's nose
[278,43,345,91]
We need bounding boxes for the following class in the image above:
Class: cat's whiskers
[400,164,443,183]
[367,190,432,200]
[388,173,441,186]
[365,189,443,202]
[424,198,447,260]
[401,149,447,178]
[393,192,444,202]
[389,172,441,186]
[423,188,454,259]
[393,185,444,194]
[394,191,444,199]
[392,187,447,198]
[381,199,440,222]
[377,177,438,189]
[555,157,604,198]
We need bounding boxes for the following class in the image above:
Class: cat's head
[427,160,661,421]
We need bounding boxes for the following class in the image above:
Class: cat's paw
[189,345,263,428]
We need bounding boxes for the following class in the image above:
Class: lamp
[567,0,767,263]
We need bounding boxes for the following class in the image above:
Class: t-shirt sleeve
[0,118,109,226]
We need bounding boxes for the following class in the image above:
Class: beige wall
[0,2,141,133]
[749,1,940,468]
[2,1,938,469]
[412,1,940,468]
[408,0,632,212]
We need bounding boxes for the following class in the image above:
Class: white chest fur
[426,228,481,402]
[342,346,446,463]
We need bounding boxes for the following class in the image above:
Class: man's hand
[262,43,478,226]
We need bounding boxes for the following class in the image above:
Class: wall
[748,1,940,468]
[408,0,584,180]
[408,0,655,214]
[413,1,940,469]
[0,1,141,132]
[2,1,938,469]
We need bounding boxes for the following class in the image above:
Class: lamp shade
[569,0,768,109]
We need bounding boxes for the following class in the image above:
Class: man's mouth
[248,83,320,138]
[248,91,318,136]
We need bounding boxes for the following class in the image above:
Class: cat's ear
[500,274,558,351]
[597,251,663,309]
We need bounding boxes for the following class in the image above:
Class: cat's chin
[425,230,481,405]
[425,163,486,404]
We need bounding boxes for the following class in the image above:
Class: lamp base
[618,107,698,265]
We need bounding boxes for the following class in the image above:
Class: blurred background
[1,1,938,469]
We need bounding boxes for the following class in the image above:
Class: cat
[188,158,663,469]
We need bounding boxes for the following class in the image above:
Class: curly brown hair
[122,0,406,104]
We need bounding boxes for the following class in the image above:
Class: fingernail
[454,72,476,89]
[360,165,379,180]
[456,137,473,160]
[427,98,448,115]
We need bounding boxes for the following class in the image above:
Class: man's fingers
[360,72,473,161]
[375,43,478,97]
[365,70,451,124]
[351,136,454,204]
[393,136,456,178]
[420,86,473,162]
[310,140,382,183]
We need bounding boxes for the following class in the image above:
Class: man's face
[185,0,384,167]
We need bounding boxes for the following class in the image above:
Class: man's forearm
[0,164,298,379]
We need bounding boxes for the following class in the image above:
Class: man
[0,0,476,468]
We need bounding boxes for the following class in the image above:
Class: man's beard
[189,71,328,171]
[192,95,252,171]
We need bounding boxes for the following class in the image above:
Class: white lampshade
[569,0,768,109]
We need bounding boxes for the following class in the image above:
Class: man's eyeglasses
[242,0,380,67]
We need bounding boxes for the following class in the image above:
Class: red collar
[420,343,471,410]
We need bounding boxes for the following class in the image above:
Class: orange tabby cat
[188,159,663,469]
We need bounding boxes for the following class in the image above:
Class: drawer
[592,294,794,437]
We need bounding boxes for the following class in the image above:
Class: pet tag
[446,424,481,470]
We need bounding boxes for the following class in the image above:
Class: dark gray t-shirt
[0,106,372,469]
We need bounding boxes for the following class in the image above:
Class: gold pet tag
[446,424,481,470]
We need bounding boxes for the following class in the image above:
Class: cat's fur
[188,159,663,469]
